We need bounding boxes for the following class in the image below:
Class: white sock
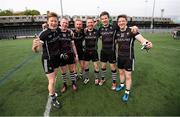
[120,83,125,87]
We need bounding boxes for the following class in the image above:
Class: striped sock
[111,70,117,83]
[83,69,89,79]
[70,72,76,85]
[94,70,100,79]
[80,72,83,78]
[101,68,106,80]
[74,72,78,79]
[62,73,67,85]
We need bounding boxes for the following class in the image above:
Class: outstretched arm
[135,34,153,49]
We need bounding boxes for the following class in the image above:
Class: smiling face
[60,18,69,30]
[86,18,94,30]
[47,13,58,30]
[100,15,109,27]
[75,20,83,30]
[117,16,128,30]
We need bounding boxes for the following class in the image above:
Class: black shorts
[117,57,134,71]
[77,49,85,61]
[59,52,75,66]
[100,50,116,63]
[84,50,99,62]
[41,55,61,74]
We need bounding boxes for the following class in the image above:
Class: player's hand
[131,26,138,34]
[32,38,42,53]
[146,41,153,49]
[42,23,48,30]
[84,28,88,34]
[95,18,100,23]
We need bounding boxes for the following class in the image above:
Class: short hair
[100,11,110,18]
[86,16,94,21]
[117,14,128,21]
[61,16,69,21]
[47,12,58,20]
[74,18,82,23]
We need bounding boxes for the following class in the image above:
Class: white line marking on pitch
[43,96,52,117]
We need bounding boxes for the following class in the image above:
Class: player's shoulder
[38,28,51,38]
[93,28,99,32]
[71,28,76,32]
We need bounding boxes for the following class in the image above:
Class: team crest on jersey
[126,32,130,36]
[110,26,112,29]
[93,32,96,34]
[89,32,92,36]
[48,35,52,38]
[63,34,66,37]
[121,33,124,38]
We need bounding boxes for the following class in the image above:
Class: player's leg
[68,63,77,91]
[93,61,101,85]
[110,63,117,90]
[99,62,107,86]
[122,70,132,102]
[116,57,125,92]
[73,60,78,80]
[83,61,90,84]
[46,72,61,109]
[60,65,68,93]
[79,60,85,79]
[99,50,107,85]
[42,57,61,108]
[116,69,125,92]
[122,59,134,102]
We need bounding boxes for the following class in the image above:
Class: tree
[0,10,13,16]
[23,9,40,15]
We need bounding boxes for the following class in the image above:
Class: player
[95,11,139,90]
[83,16,101,85]
[72,18,85,80]
[97,11,117,90]
[32,12,61,109]
[114,14,153,102]
[59,17,79,93]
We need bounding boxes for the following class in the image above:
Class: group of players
[32,11,153,109]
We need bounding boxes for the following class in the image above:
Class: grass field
[0,33,180,116]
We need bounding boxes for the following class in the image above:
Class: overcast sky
[0,0,180,18]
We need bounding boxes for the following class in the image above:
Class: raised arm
[32,38,43,53]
